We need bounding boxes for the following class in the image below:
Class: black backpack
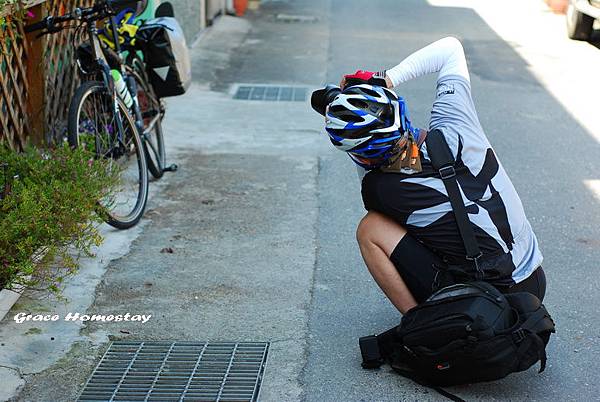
[360,282,555,399]
[359,130,556,401]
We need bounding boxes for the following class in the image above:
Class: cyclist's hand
[340,70,390,89]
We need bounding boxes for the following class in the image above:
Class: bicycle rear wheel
[68,80,149,229]
[131,56,165,179]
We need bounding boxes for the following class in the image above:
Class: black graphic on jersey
[454,143,515,251]
[361,140,515,263]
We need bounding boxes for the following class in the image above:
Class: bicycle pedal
[163,163,178,172]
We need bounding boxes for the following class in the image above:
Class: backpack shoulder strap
[425,130,483,268]
[390,365,467,402]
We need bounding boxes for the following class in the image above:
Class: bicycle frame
[124,60,162,137]
[95,14,152,142]
[80,15,135,153]
[99,6,164,139]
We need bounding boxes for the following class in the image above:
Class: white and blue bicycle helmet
[325,84,413,169]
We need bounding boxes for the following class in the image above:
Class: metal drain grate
[233,85,308,102]
[275,14,318,23]
[78,341,269,402]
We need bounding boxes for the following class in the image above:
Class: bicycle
[25,0,149,229]
[98,3,179,179]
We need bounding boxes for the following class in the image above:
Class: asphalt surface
[305,0,596,399]
[2,0,600,401]
[303,1,600,401]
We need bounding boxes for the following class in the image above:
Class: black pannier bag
[136,17,191,98]
[360,282,555,390]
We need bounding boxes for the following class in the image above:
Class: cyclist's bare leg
[356,211,417,314]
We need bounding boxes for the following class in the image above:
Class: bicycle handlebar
[24,12,83,33]
[24,7,95,34]
[23,18,50,33]
[24,0,141,34]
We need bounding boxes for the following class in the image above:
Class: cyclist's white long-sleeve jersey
[387,36,470,86]
[360,37,543,285]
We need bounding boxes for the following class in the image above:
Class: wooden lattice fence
[0,0,92,150]
[0,4,31,150]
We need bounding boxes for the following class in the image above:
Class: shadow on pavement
[303,0,600,401]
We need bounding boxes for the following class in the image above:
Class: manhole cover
[78,341,269,402]
[233,85,308,102]
[275,14,318,23]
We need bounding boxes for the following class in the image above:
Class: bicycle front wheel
[67,80,149,229]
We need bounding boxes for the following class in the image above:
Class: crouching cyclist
[314,37,546,314]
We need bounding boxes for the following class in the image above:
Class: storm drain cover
[78,341,269,402]
[233,85,308,102]
[275,14,318,23]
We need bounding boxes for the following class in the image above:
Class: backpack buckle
[438,165,456,180]
[465,251,483,261]
[512,328,527,344]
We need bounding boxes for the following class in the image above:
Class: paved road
[302,0,600,401]
[3,0,600,401]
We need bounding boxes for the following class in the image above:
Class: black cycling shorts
[390,234,546,303]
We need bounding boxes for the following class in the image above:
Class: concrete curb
[0,285,25,322]
[0,249,46,321]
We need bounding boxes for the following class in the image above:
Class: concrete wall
[170,0,227,44]
[171,0,203,43]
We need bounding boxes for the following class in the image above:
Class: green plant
[0,0,16,11]
[0,144,119,294]
[0,0,26,29]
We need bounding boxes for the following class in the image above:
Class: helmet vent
[330,105,364,123]
[341,113,364,123]
[348,99,369,109]
[360,88,381,98]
